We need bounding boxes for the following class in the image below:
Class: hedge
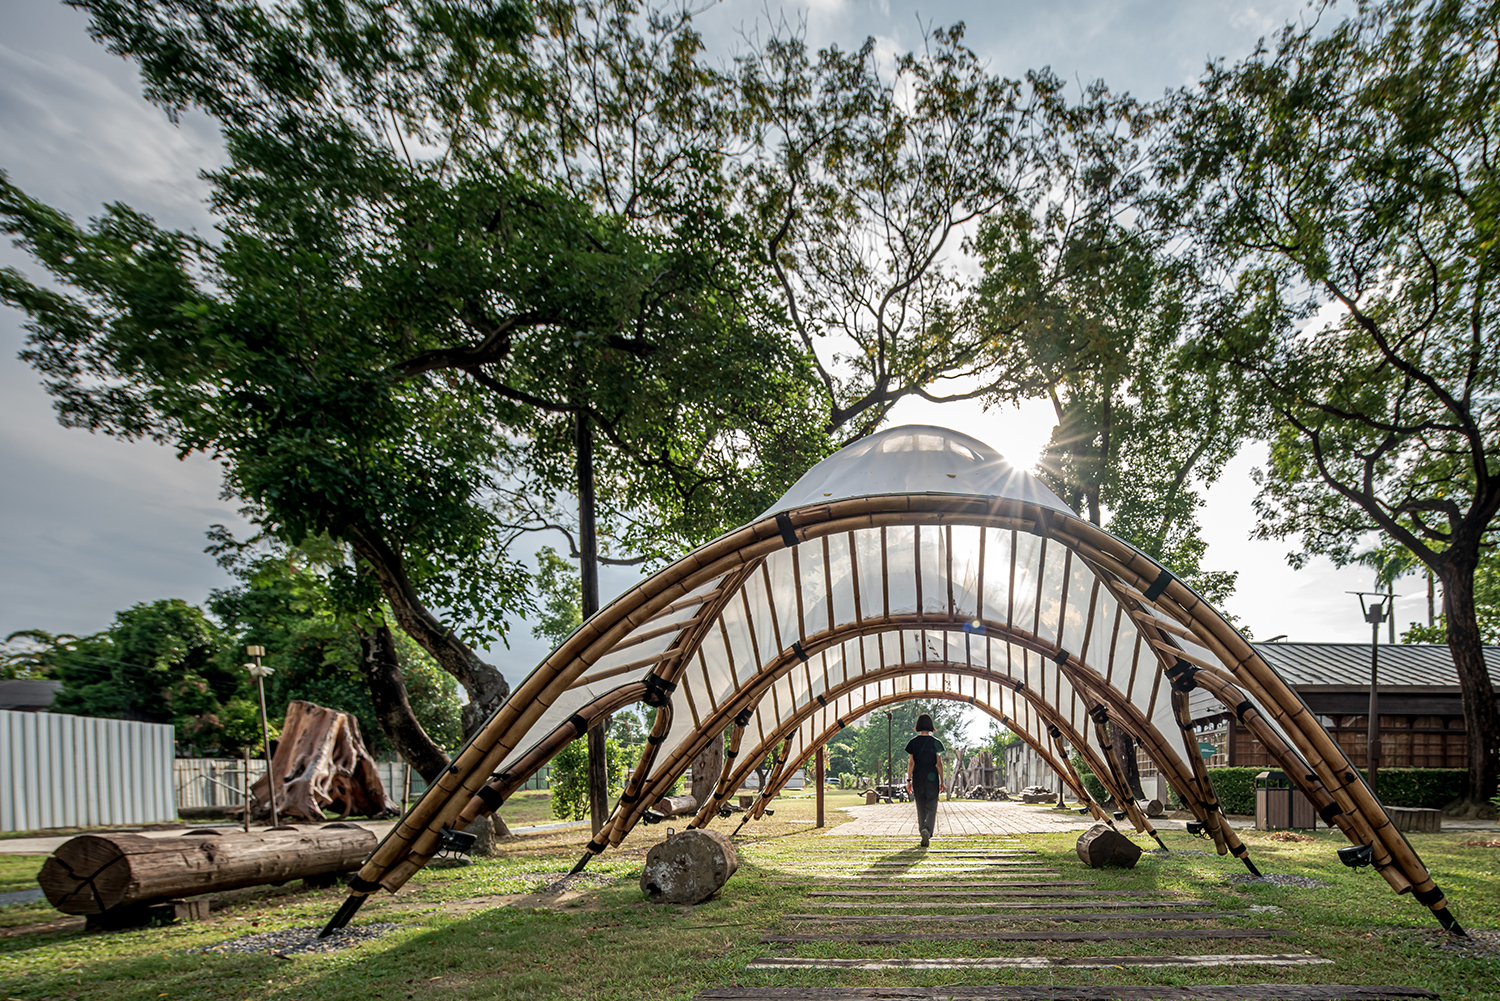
[1206,767,1261,815]
[1206,766,1467,815]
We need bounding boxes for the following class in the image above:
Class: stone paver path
[825,800,1098,837]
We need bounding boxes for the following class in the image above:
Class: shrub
[1206,767,1262,816]
[1205,765,1467,816]
[839,771,858,789]
[1069,753,1108,804]
[1362,768,1466,809]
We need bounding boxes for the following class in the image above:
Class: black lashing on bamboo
[1088,705,1109,725]
[567,713,590,736]
[734,707,754,726]
[1046,724,1063,740]
[1143,568,1173,601]
[642,673,676,706]
[475,785,505,811]
[647,733,664,744]
[1166,659,1198,692]
[816,693,827,706]
[347,875,382,893]
[791,640,810,662]
[1320,802,1345,823]
[775,511,799,548]
[1233,699,1255,721]
[1054,649,1070,666]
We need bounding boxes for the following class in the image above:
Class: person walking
[904,713,945,848]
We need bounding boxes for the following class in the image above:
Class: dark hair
[915,713,935,732]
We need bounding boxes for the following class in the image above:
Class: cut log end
[640,829,738,905]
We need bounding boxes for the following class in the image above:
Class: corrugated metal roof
[1251,642,1500,688]
[0,679,61,709]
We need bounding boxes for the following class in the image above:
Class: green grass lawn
[1,793,1495,1001]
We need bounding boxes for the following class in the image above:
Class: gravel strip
[1429,928,1500,960]
[197,922,402,957]
[1229,873,1330,888]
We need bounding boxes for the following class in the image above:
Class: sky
[0,0,1427,705]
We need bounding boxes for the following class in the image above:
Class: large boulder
[1075,823,1143,869]
[641,829,739,904]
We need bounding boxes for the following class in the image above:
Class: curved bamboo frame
[320,493,1464,937]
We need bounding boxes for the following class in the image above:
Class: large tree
[1164,0,1500,810]
[1,0,827,780]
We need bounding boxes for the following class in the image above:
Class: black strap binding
[1054,649,1070,666]
[1166,659,1198,692]
[816,694,827,707]
[1143,568,1173,602]
[1089,705,1109,724]
[1047,724,1063,739]
[776,511,799,548]
[585,839,607,854]
[348,876,382,893]
[1319,803,1344,823]
[791,640,810,663]
[567,713,590,736]
[475,785,506,811]
[1233,700,1254,721]
[642,673,677,707]
[647,733,664,745]
[734,707,754,727]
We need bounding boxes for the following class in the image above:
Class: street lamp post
[1351,593,1392,797]
[244,645,278,828]
[886,711,894,798]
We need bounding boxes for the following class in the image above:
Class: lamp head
[1337,844,1374,869]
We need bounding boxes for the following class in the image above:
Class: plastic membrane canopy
[324,425,1463,935]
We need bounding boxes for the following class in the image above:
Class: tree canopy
[1165,0,1500,805]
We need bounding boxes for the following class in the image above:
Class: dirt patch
[197,922,401,957]
[1229,872,1330,888]
[1422,927,1500,960]
[1459,839,1500,848]
[1263,831,1314,843]
[0,915,85,938]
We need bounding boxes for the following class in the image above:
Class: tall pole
[1360,596,1389,797]
[577,411,608,837]
[245,645,277,828]
[815,745,826,828]
[886,712,893,795]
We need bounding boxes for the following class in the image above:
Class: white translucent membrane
[494,522,1303,811]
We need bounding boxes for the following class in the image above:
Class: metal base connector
[569,852,593,875]
[319,894,365,938]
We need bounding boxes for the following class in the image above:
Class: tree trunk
[577,410,610,836]
[690,735,724,806]
[357,624,449,784]
[1437,558,1500,813]
[1112,724,1146,800]
[348,527,510,729]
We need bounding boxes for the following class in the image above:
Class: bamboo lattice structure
[320,426,1464,937]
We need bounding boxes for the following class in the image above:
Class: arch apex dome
[763,424,1075,517]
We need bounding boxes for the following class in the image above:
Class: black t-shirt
[905,734,944,786]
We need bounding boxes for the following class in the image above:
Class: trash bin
[1255,769,1317,830]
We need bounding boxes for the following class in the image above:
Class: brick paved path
[824,800,1098,837]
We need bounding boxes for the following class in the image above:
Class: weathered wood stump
[38,825,377,919]
[640,829,738,904]
[652,794,699,818]
[1020,785,1055,804]
[249,700,398,823]
[1140,798,1165,818]
[1075,823,1143,869]
[1386,806,1442,832]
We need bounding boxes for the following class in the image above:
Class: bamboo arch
[320,426,1464,936]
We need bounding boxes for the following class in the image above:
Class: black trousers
[914,785,939,837]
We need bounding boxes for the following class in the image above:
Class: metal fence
[173,758,439,811]
[0,710,175,831]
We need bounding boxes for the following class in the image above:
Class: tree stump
[38,825,377,916]
[1140,798,1165,818]
[1075,823,1143,869]
[249,700,399,823]
[640,829,738,904]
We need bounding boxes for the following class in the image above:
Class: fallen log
[38,825,377,916]
[641,829,737,904]
[652,794,699,818]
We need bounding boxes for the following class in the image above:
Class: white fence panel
[0,710,175,832]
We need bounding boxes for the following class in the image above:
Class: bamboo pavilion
[322,425,1464,935]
